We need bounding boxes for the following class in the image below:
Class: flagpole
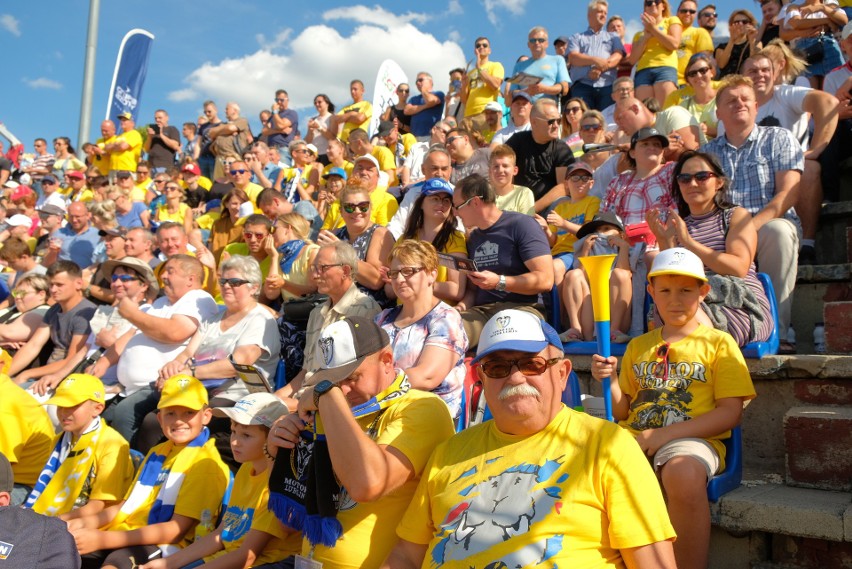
[76,0,100,160]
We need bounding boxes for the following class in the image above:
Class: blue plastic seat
[740,273,780,358]
[707,425,742,502]
[273,360,288,391]
[549,281,631,356]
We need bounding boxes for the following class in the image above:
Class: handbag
[280,293,329,329]
[800,37,825,65]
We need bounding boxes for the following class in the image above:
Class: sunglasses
[528,37,547,44]
[342,201,370,214]
[731,19,750,25]
[398,88,409,93]
[111,274,140,283]
[581,124,602,131]
[276,98,287,102]
[645,0,663,5]
[218,277,251,288]
[475,42,489,48]
[478,356,562,379]
[676,171,717,184]
[540,117,561,126]
[416,78,426,83]
[229,169,248,175]
[701,11,718,17]
[42,180,56,185]
[243,231,268,240]
[686,66,712,78]
[387,266,424,279]
[11,290,35,299]
[679,8,697,14]
[564,106,583,114]
[446,135,464,144]
[154,179,167,184]
[569,174,593,182]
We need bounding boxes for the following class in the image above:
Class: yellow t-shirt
[238,182,263,206]
[93,137,113,175]
[337,100,373,143]
[495,185,536,215]
[132,182,151,202]
[194,210,220,231]
[110,129,143,172]
[205,463,300,564]
[321,187,399,230]
[437,230,467,284]
[278,242,319,302]
[105,438,230,548]
[619,325,756,469]
[156,202,191,225]
[465,61,505,116]
[371,146,397,184]
[550,195,601,256]
[676,26,714,84]
[0,375,55,486]
[305,389,454,569]
[397,407,676,567]
[633,16,682,71]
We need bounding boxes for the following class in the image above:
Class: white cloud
[0,14,20,37]
[169,6,465,121]
[448,0,463,15]
[715,22,730,41]
[256,29,292,50]
[23,77,62,90]
[447,30,462,43]
[625,19,642,44]
[482,0,528,27]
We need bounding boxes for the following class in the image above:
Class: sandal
[778,341,796,355]
[611,330,632,344]
[559,328,583,343]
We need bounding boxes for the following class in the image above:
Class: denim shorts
[635,66,679,87]
[799,35,844,78]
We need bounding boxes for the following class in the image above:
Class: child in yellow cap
[68,374,231,569]
[139,393,300,569]
[25,373,134,520]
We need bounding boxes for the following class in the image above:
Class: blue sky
[0,0,742,154]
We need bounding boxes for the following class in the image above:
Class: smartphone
[149,124,161,135]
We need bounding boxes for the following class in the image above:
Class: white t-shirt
[116,289,219,395]
[824,64,852,100]
[490,121,531,146]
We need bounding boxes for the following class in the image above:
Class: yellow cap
[45,374,106,407]
[158,374,208,411]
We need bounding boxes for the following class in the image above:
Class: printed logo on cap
[177,377,191,390]
[495,315,510,330]
[320,337,334,366]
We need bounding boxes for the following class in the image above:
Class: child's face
[566,172,593,200]
[157,405,212,445]
[648,274,710,328]
[229,422,268,464]
[57,400,103,437]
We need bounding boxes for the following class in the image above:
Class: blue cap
[472,309,564,364]
[420,178,453,197]
[323,167,347,181]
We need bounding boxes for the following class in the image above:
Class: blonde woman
[263,212,319,302]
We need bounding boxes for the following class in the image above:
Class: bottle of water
[813,323,826,354]
[195,509,214,540]
[786,325,796,346]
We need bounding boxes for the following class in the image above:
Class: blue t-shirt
[116,202,148,229]
[466,211,552,306]
[57,225,101,269]
[409,92,446,136]
[266,109,300,148]
[510,55,571,102]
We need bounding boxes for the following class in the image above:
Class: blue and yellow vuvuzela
[579,254,617,422]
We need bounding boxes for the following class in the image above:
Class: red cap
[66,170,85,180]
[182,163,201,176]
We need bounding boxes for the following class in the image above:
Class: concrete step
[825,301,852,354]
[784,406,852,492]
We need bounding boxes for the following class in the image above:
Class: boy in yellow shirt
[140,393,300,569]
[25,374,134,520]
[592,247,755,569]
[69,374,231,569]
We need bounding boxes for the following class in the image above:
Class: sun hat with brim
[100,256,159,294]
[212,393,288,428]
[648,247,708,282]
[45,374,105,407]
[575,211,625,240]
[309,316,390,384]
[472,309,563,365]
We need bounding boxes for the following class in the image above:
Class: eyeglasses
[478,356,562,379]
[165,186,181,192]
[229,169,248,175]
[452,196,476,211]
[678,8,697,14]
[528,37,547,44]
[581,124,602,131]
[614,87,634,93]
[11,290,36,299]
[309,263,344,274]
[154,179,167,184]
[686,66,712,78]
[446,135,463,144]
[700,11,718,17]
[416,78,426,83]
[387,266,424,279]
[564,106,583,114]
[539,117,561,126]
[676,171,717,184]
[111,274,140,283]
[243,231,268,240]
[42,180,56,185]
[218,277,251,288]
[475,42,489,48]
[426,194,452,205]
[136,170,149,175]
[644,0,663,5]
[342,201,370,214]
[398,88,409,93]
[569,174,593,182]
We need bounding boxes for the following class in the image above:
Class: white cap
[648,247,707,282]
[353,154,380,170]
[212,393,288,428]
[842,21,852,41]
[7,214,33,229]
[238,201,255,218]
[472,309,563,365]
[484,101,503,113]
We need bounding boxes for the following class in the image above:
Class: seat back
[740,273,780,358]
[706,425,743,502]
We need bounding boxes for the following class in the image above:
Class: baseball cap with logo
[158,374,208,410]
[420,178,454,197]
[309,316,390,384]
[117,111,133,121]
[45,374,106,407]
[213,393,288,427]
[648,247,708,282]
[472,309,564,365]
[322,167,348,181]
[182,163,201,176]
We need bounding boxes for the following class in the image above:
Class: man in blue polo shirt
[510,27,570,102]
[568,0,625,110]
[406,72,445,141]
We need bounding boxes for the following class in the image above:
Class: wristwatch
[496,275,507,292]
[313,380,340,409]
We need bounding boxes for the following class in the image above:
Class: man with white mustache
[383,309,677,569]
